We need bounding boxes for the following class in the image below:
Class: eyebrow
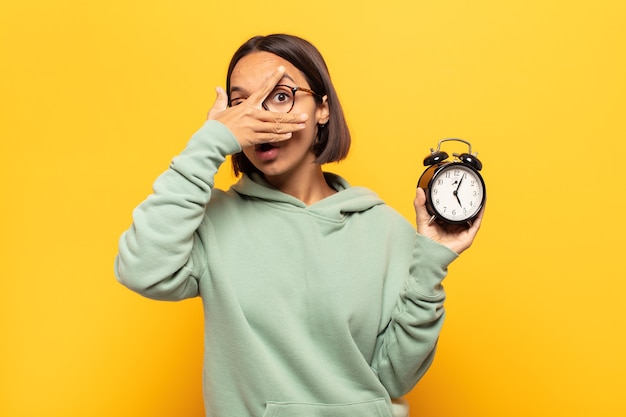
[230,73,297,95]
[229,86,246,95]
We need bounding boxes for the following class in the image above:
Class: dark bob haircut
[226,34,351,176]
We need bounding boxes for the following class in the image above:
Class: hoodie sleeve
[370,233,458,398]
[114,120,241,301]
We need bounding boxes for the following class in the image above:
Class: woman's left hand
[414,187,484,254]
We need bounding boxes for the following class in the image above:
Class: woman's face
[229,51,328,181]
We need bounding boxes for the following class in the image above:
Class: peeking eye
[271,91,291,103]
[271,86,294,102]
[263,86,294,111]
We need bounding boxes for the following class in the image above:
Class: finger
[414,187,434,229]
[250,112,308,142]
[266,122,306,141]
[238,131,294,147]
[272,112,285,124]
[415,186,427,206]
[214,86,229,110]
[246,65,287,107]
[257,110,309,125]
[207,87,229,120]
[468,205,486,233]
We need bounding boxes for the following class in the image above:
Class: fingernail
[299,113,308,121]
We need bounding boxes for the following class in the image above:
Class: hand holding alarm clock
[417,138,486,227]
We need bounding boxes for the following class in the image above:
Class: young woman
[116,34,483,417]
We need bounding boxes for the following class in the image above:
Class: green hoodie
[116,120,458,417]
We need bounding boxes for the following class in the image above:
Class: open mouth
[254,142,279,161]
[256,143,277,152]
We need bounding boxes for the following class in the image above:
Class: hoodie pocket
[262,398,392,417]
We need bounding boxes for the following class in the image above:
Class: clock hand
[453,190,462,207]
[456,173,465,192]
[453,173,465,207]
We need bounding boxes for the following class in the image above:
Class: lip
[255,143,279,161]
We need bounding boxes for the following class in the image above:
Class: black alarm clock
[417,138,486,226]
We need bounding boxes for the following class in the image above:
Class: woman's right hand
[206,66,308,149]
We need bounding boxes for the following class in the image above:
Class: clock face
[429,163,485,223]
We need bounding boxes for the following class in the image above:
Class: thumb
[207,86,229,120]
[414,187,433,230]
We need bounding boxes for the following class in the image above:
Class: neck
[265,168,336,206]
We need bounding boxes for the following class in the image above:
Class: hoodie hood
[230,172,385,222]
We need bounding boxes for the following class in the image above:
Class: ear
[316,95,329,125]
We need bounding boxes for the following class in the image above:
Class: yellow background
[1,0,624,416]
